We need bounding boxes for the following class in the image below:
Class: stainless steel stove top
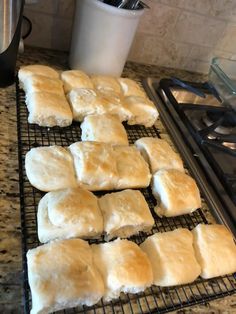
[143,77,236,238]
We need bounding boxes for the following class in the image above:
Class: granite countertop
[0,46,235,313]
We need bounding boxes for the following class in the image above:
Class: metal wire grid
[15,81,236,314]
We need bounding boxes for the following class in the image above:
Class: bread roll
[68,88,130,122]
[91,239,153,301]
[22,74,64,95]
[25,92,72,127]
[27,239,104,314]
[38,187,103,243]
[124,95,159,127]
[18,64,59,86]
[118,78,146,97]
[61,70,93,93]
[68,88,108,122]
[152,169,201,217]
[91,75,121,94]
[97,90,131,122]
[192,224,236,279]
[81,114,128,145]
[135,137,184,173]
[140,229,201,286]
[25,146,77,192]
[98,189,154,240]
[114,145,151,189]
[69,141,118,191]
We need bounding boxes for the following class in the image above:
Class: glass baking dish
[208,57,236,109]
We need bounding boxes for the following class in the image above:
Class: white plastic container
[69,0,144,76]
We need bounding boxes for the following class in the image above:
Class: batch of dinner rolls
[37,188,155,243]
[25,137,202,217]
[18,65,73,127]
[18,64,159,128]
[28,225,236,314]
[25,142,151,192]
[19,65,236,314]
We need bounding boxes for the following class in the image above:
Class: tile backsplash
[23,0,236,73]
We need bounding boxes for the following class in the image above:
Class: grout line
[23,8,56,18]
[158,0,236,24]
[23,8,74,21]
[55,0,60,15]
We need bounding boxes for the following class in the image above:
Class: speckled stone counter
[0,46,235,313]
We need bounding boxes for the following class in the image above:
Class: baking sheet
[15,80,236,314]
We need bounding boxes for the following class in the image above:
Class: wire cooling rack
[15,80,236,314]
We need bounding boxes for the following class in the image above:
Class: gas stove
[143,78,236,238]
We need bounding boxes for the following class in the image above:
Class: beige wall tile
[181,0,212,15]
[162,0,236,22]
[24,0,58,14]
[51,18,73,51]
[212,0,236,22]
[182,0,236,22]
[158,0,186,8]
[137,2,180,38]
[24,10,53,49]
[171,12,227,47]
[213,50,235,59]
[189,46,234,63]
[57,0,75,18]
[128,33,145,62]
[215,23,236,52]
[182,58,210,74]
[129,34,191,67]
[189,46,215,62]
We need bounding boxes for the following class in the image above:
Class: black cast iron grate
[15,79,236,314]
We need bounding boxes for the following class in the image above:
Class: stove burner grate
[178,104,236,155]
[144,78,236,232]
[197,110,236,156]
[203,110,236,136]
[206,111,236,128]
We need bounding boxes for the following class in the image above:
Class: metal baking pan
[15,78,236,314]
